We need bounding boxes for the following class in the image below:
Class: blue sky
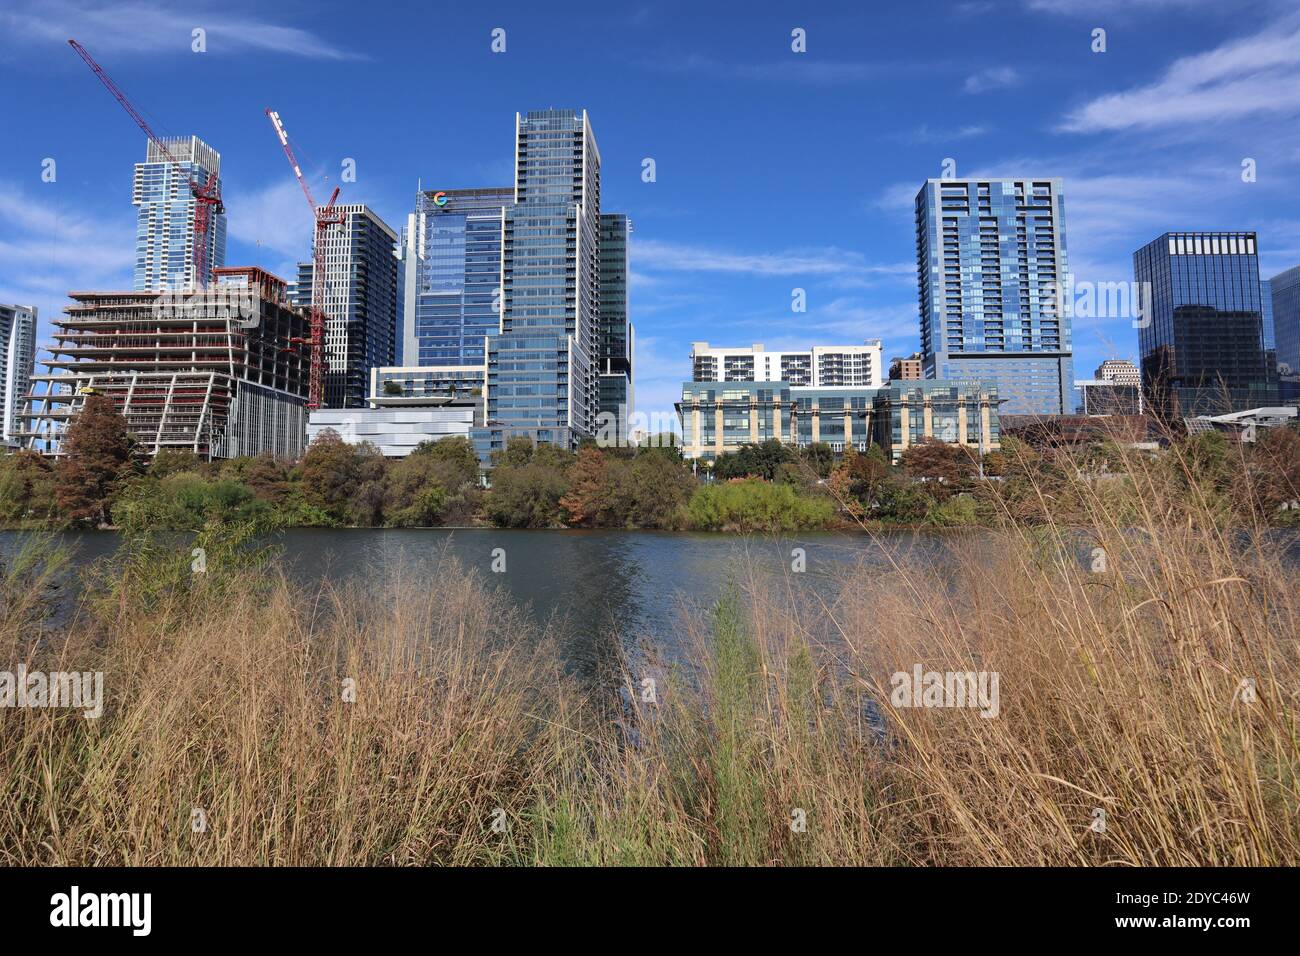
[2,0,1299,419]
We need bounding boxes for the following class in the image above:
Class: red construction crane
[265,108,343,410]
[68,39,224,289]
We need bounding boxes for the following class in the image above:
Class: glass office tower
[293,205,400,408]
[597,212,633,442]
[914,178,1073,415]
[1270,264,1300,377]
[132,135,226,291]
[1134,231,1276,417]
[484,109,602,452]
[401,187,512,368]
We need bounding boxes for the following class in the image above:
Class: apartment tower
[915,178,1073,415]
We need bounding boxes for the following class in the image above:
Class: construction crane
[265,108,343,410]
[68,39,224,289]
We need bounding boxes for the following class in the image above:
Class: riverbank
[2,492,1297,866]
[7,422,1297,535]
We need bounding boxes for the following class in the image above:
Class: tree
[900,438,976,499]
[149,448,202,478]
[384,451,477,527]
[350,446,388,526]
[560,446,612,526]
[411,435,480,486]
[493,435,535,468]
[297,429,386,525]
[713,439,794,481]
[643,432,680,451]
[54,394,133,526]
[242,453,292,504]
[485,463,569,528]
[0,451,57,524]
[828,444,893,520]
[798,442,835,479]
[624,447,695,528]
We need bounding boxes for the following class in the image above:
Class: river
[5,527,1296,674]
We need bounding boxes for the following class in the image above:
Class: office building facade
[597,212,634,444]
[132,136,226,291]
[915,178,1073,415]
[482,109,603,454]
[1,304,37,446]
[676,378,999,464]
[294,205,400,409]
[1134,232,1276,417]
[399,186,511,368]
[689,341,884,387]
[1270,264,1300,377]
[1075,358,1143,415]
[889,352,923,382]
[1094,358,1140,386]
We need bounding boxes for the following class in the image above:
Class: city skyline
[3,1,1300,422]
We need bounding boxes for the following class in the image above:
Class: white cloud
[225,177,315,262]
[886,124,989,145]
[634,238,911,280]
[1059,17,1300,132]
[0,180,136,347]
[0,0,364,60]
[643,53,922,86]
[1027,0,1221,12]
[963,67,1020,94]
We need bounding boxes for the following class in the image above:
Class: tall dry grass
[0,542,571,865]
[0,430,1296,865]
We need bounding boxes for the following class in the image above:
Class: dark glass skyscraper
[914,178,1073,415]
[1270,264,1300,378]
[1134,231,1276,417]
[597,213,633,441]
[293,204,400,408]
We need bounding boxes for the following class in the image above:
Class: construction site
[6,42,332,462]
[18,267,311,460]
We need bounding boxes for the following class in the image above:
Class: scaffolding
[19,268,310,459]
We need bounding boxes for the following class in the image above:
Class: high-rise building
[889,353,923,381]
[1134,232,1277,417]
[1269,264,1300,377]
[1076,360,1143,416]
[21,268,309,459]
[914,178,1073,415]
[597,212,634,443]
[1,304,37,446]
[689,341,884,387]
[293,205,400,408]
[1094,359,1140,386]
[132,136,226,291]
[484,109,603,453]
[400,187,512,368]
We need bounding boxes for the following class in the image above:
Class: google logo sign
[433,191,448,206]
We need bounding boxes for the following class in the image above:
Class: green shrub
[687,479,834,531]
[924,494,979,527]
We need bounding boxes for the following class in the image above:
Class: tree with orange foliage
[54,394,134,527]
[560,445,612,527]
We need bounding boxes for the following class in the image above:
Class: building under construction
[20,267,310,459]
